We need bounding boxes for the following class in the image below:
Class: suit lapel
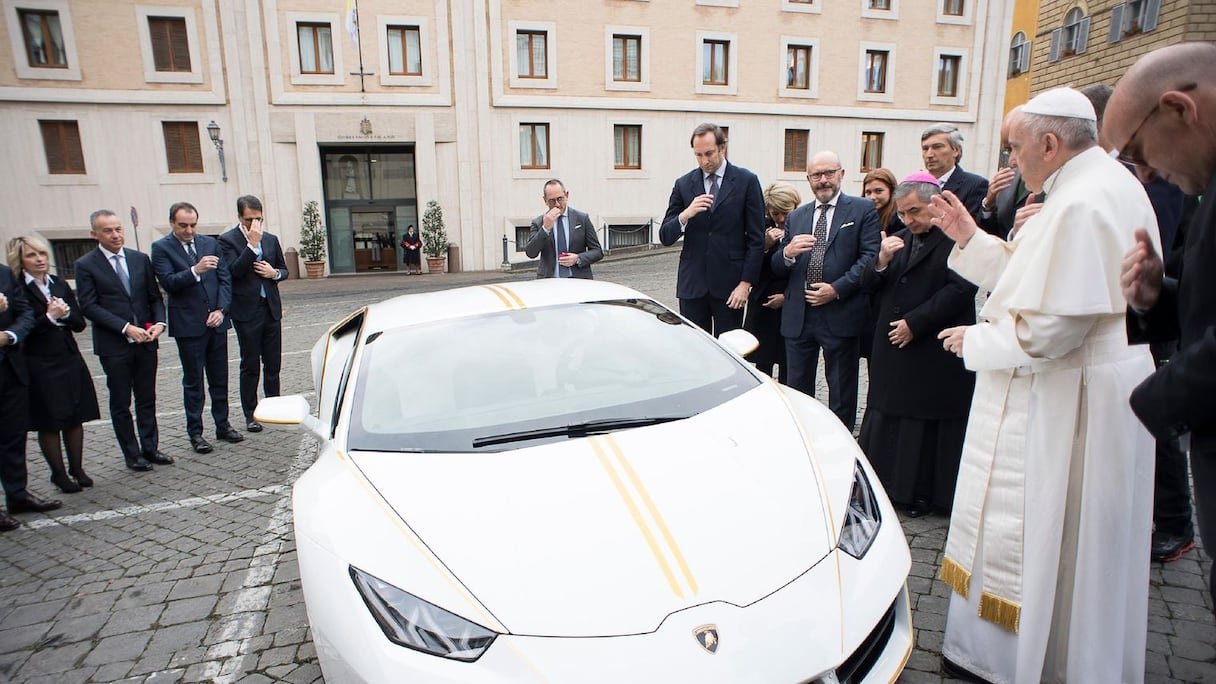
[712,166,737,210]
[825,199,850,250]
[900,228,945,274]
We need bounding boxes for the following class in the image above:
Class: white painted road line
[24,485,288,530]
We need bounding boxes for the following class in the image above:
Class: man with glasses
[218,195,288,433]
[1113,41,1216,612]
[931,87,1157,684]
[772,150,880,432]
[524,179,602,279]
[660,123,764,335]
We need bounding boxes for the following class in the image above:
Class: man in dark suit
[773,150,881,431]
[0,261,59,531]
[660,123,764,335]
[218,195,288,433]
[75,209,173,472]
[921,123,989,223]
[152,202,243,454]
[1112,42,1216,608]
[524,179,603,279]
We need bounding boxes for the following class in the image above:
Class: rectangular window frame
[930,48,967,105]
[782,0,822,14]
[519,122,551,171]
[162,121,205,175]
[387,25,421,76]
[604,26,650,92]
[778,36,819,99]
[936,0,972,25]
[783,129,809,173]
[508,21,557,89]
[297,23,334,75]
[861,0,899,20]
[614,124,642,170]
[857,44,895,103]
[376,15,432,87]
[860,131,884,172]
[695,31,738,95]
[39,119,85,175]
[135,5,204,84]
[286,12,344,86]
[4,0,81,81]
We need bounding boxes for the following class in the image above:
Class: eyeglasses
[808,169,841,180]
[1117,83,1196,167]
[545,196,567,206]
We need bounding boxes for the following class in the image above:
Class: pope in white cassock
[931,88,1158,684]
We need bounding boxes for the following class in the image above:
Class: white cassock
[940,146,1158,684]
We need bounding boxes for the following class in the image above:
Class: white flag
[345,0,358,44]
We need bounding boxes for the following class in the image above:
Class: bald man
[1114,41,1216,611]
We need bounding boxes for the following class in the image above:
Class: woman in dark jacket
[9,236,100,492]
[401,225,423,275]
[859,168,904,362]
[743,182,800,382]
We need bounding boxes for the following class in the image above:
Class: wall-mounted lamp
[206,120,228,182]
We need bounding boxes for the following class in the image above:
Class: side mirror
[718,328,760,357]
[254,395,324,439]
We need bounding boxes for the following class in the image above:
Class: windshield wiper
[472,417,686,448]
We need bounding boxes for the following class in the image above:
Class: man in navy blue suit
[921,123,989,224]
[218,195,288,433]
[0,262,59,531]
[660,123,765,335]
[152,202,244,454]
[773,151,881,432]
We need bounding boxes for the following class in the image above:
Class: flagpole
[346,0,372,92]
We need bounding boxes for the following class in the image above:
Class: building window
[297,22,334,74]
[942,0,964,16]
[39,120,84,174]
[936,54,961,97]
[614,125,641,170]
[18,9,67,67]
[516,30,547,78]
[612,34,640,82]
[162,122,204,174]
[1109,0,1161,43]
[520,123,549,170]
[783,129,808,173]
[787,45,812,89]
[147,16,190,72]
[789,0,814,3]
[387,25,421,76]
[1051,8,1090,61]
[702,39,729,85]
[51,239,95,279]
[861,132,884,172]
[869,0,891,8]
[864,50,888,93]
[1009,31,1030,76]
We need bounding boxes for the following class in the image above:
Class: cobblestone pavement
[0,249,1212,682]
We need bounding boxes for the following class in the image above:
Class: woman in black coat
[857,178,976,517]
[744,183,799,381]
[401,225,422,275]
[9,236,100,492]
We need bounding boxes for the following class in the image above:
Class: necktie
[909,234,924,260]
[186,241,198,264]
[707,174,721,210]
[556,215,571,278]
[805,204,831,289]
[112,254,131,296]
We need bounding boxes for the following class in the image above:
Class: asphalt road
[0,249,1212,683]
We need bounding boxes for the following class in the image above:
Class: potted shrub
[299,200,327,279]
[421,199,449,274]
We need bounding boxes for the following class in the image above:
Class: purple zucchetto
[901,171,942,186]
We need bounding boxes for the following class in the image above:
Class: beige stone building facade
[1,0,1013,276]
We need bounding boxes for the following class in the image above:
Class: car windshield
[347,298,760,452]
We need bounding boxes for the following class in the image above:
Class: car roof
[361,279,653,334]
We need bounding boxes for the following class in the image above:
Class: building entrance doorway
[319,145,418,274]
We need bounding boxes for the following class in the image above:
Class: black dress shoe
[191,436,214,454]
[7,493,63,514]
[50,472,83,494]
[216,427,245,443]
[144,451,175,465]
[125,455,154,471]
[0,511,19,532]
[1151,533,1196,562]
[246,420,263,433]
[904,499,933,518]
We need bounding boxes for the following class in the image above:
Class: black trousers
[174,329,231,438]
[99,345,159,461]
[232,300,283,420]
[784,313,860,432]
[0,360,30,499]
[679,295,743,337]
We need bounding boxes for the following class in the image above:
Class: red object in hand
[144,323,155,330]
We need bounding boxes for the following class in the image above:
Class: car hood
[349,384,850,637]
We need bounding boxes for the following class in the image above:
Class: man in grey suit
[524,179,603,279]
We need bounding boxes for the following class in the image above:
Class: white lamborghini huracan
[256,279,912,683]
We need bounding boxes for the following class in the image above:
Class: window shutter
[184,124,203,172]
[150,19,171,70]
[1019,41,1031,72]
[170,19,191,71]
[1049,28,1062,62]
[163,122,182,170]
[164,122,202,173]
[1076,17,1090,53]
[1143,0,1161,31]
[40,121,64,172]
[1108,4,1125,43]
[64,122,84,172]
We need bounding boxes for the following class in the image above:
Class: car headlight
[836,461,881,559]
[349,565,497,662]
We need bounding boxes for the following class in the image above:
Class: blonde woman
[744,182,801,381]
[8,236,99,492]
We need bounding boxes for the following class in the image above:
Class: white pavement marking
[24,486,287,530]
[209,434,318,683]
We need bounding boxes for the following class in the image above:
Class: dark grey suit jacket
[978,170,1032,240]
[74,247,166,357]
[524,208,603,279]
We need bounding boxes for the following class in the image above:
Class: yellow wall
[1004,0,1040,113]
